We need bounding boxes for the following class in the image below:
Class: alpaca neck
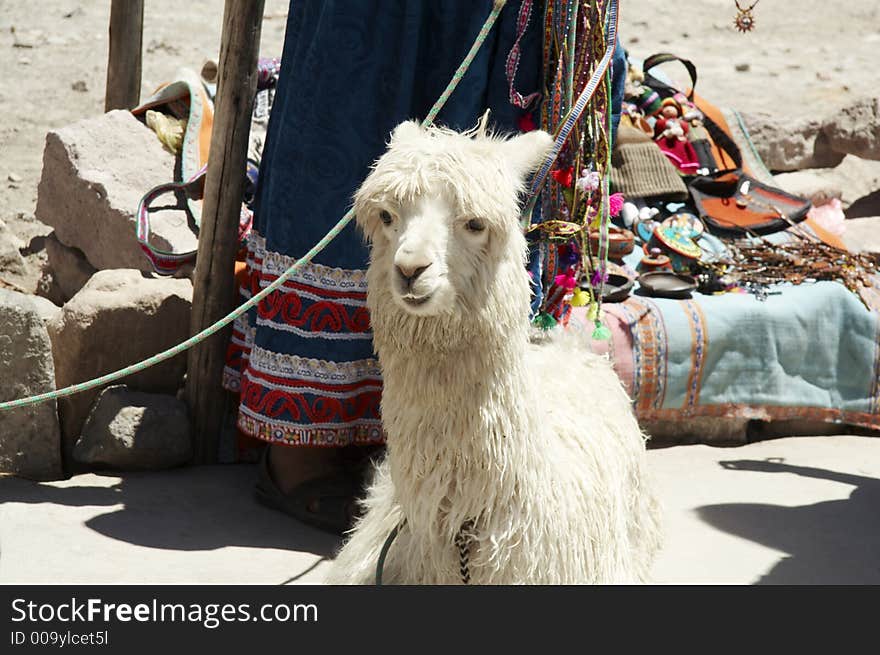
[381,325,533,444]
[374,295,539,530]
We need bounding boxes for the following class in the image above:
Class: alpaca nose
[396,262,431,286]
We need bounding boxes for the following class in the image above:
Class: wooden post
[105,0,144,111]
[187,0,265,463]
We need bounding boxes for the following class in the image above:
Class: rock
[734,62,750,72]
[0,289,63,480]
[44,232,96,303]
[1,218,54,298]
[27,294,62,324]
[0,218,27,278]
[842,217,880,253]
[774,155,880,209]
[35,110,198,273]
[70,80,88,93]
[740,111,844,172]
[772,170,842,206]
[47,269,193,456]
[73,385,191,470]
[823,96,880,160]
[7,173,22,183]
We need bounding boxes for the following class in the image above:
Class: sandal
[254,448,365,536]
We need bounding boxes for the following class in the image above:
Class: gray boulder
[823,96,880,161]
[774,155,880,210]
[842,216,880,253]
[35,110,198,273]
[48,269,193,456]
[0,218,27,279]
[44,232,97,303]
[740,111,843,172]
[27,294,62,325]
[74,385,191,470]
[0,289,63,480]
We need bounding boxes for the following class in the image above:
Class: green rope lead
[0,1,507,413]
[375,521,403,586]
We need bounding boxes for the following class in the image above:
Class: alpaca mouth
[402,293,432,307]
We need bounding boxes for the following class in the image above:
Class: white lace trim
[247,231,368,292]
[248,344,381,383]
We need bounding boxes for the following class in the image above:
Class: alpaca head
[354,120,553,326]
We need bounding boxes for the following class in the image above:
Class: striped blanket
[587,275,880,431]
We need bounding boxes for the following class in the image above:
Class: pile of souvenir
[540,46,880,309]
[525,2,879,327]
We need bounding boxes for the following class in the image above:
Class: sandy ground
[619,0,879,116]
[1,0,877,258]
[0,0,288,288]
[2,435,878,584]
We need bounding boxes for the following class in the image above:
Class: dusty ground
[1,0,876,264]
[620,0,879,116]
[3,435,878,584]
[0,0,288,289]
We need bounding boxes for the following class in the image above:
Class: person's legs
[266,444,339,495]
[226,0,542,532]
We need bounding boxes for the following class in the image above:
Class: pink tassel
[608,193,624,217]
[554,271,578,291]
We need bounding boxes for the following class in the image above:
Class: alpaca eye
[466,218,486,232]
[379,210,393,225]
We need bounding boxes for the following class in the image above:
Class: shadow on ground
[696,459,880,584]
[0,464,341,559]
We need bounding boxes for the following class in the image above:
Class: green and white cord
[0,1,507,413]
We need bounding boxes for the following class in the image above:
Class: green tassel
[533,312,558,331]
[592,321,611,341]
[586,301,599,322]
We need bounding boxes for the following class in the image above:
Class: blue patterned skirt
[223,0,542,447]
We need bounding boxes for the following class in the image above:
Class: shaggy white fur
[325,120,662,584]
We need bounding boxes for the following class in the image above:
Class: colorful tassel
[589,267,608,288]
[551,166,574,188]
[570,287,590,307]
[533,312,558,330]
[592,321,611,341]
[576,170,600,194]
[518,112,537,132]
[608,192,624,217]
[554,270,578,291]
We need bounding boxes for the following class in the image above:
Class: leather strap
[642,52,698,101]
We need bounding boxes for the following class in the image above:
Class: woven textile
[587,243,880,430]
[223,1,542,448]
[609,124,689,200]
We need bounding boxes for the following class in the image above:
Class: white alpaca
[325,120,661,584]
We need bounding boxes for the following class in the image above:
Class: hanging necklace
[733,0,759,33]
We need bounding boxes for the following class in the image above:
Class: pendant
[733,0,759,33]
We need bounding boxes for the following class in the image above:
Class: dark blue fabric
[254,1,541,272]
[610,38,626,145]
[244,1,541,389]
[235,2,625,432]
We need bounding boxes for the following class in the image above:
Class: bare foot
[267,444,340,495]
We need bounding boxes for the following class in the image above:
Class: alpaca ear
[501,130,554,182]
[390,120,423,145]
[352,193,378,243]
